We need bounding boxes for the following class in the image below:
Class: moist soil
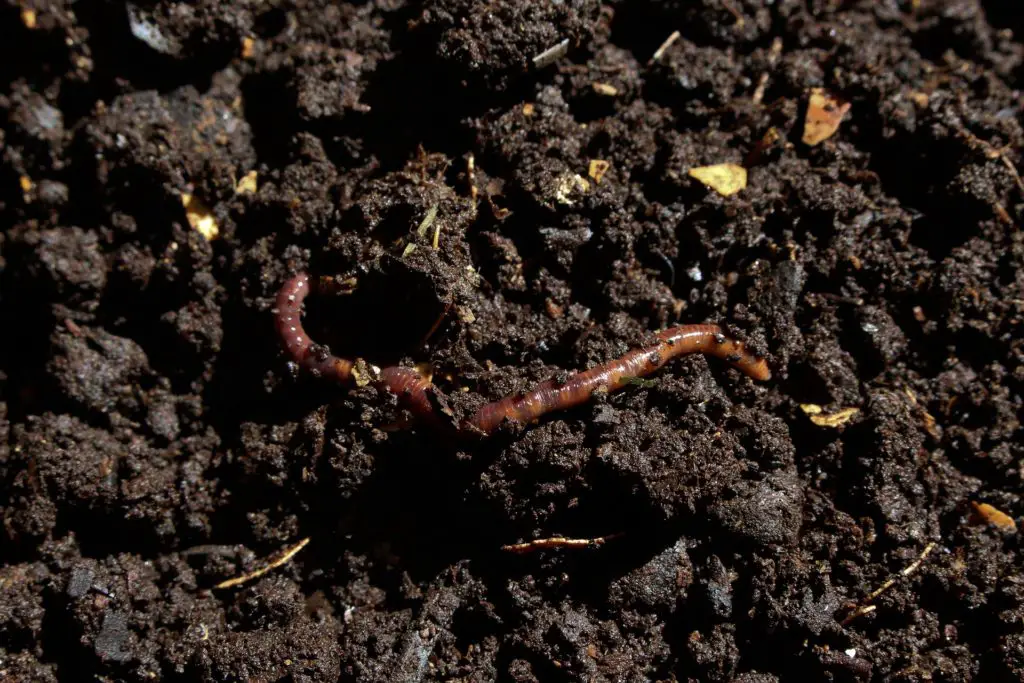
[2,1,1023,681]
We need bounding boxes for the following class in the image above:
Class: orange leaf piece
[969,502,1016,531]
[802,88,851,146]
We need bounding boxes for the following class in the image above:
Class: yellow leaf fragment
[800,404,860,427]
[969,502,1016,531]
[241,36,255,59]
[235,170,258,194]
[592,82,619,96]
[21,8,37,28]
[414,362,434,383]
[908,91,929,109]
[181,193,219,241]
[19,175,33,202]
[588,159,611,184]
[522,103,535,117]
[553,173,590,205]
[350,358,375,388]
[688,163,747,196]
[802,88,851,146]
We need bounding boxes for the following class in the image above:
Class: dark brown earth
[2,0,1023,681]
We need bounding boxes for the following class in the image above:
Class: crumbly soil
[2,1,1023,681]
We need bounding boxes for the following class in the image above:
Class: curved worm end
[274,272,356,385]
[744,358,772,382]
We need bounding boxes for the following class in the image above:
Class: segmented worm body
[275,273,770,437]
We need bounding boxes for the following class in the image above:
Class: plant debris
[588,159,610,183]
[214,538,311,589]
[180,192,219,241]
[235,170,258,194]
[969,502,1017,531]
[842,542,939,624]
[802,88,851,146]
[800,404,860,428]
[687,163,747,196]
[502,533,624,554]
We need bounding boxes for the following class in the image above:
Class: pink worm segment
[275,273,771,437]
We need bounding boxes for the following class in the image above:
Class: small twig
[721,0,745,28]
[502,533,625,554]
[997,149,1024,194]
[532,39,570,69]
[214,537,311,589]
[466,153,478,203]
[648,30,680,65]
[957,129,1024,194]
[419,300,453,348]
[752,38,783,105]
[841,541,937,625]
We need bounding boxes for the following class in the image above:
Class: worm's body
[275,273,770,437]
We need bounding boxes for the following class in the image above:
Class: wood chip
[969,502,1016,531]
[592,82,618,96]
[235,170,258,195]
[588,159,611,184]
[180,192,219,241]
[688,163,747,196]
[802,88,851,146]
[800,404,860,427]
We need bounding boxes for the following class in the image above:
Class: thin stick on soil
[841,541,938,625]
[502,533,625,554]
[275,273,771,438]
[214,537,311,590]
[649,30,680,65]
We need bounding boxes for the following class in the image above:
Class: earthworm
[275,273,770,437]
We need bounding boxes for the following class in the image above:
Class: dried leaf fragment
[688,164,747,196]
[588,159,611,184]
[21,8,37,28]
[235,170,258,194]
[802,88,851,146]
[969,502,1016,531]
[19,175,33,202]
[553,173,590,205]
[800,404,860,427]
[592,82,618,96]
[180,192,219,241]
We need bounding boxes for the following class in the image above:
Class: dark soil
[2,0,1023,681]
